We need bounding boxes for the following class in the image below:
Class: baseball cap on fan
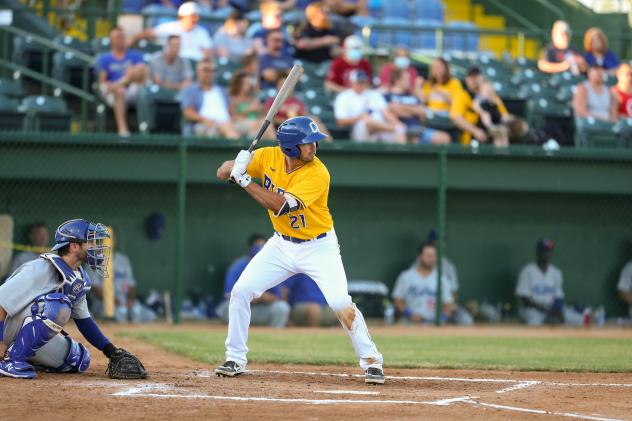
[178,1,201,16]
[536,238,554,252]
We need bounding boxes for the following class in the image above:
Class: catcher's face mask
[86,222,111,276]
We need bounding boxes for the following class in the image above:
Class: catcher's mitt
[106,348,149,379]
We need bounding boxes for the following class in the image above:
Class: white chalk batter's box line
[104,370,632,421]
[197,368,632,389]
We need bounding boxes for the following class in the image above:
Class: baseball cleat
[214,361,245,377]
[0,359,37,379]
[364,367,385,385]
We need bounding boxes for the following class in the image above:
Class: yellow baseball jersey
[246,146,334,240]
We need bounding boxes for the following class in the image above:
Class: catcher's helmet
[277,116,327,158]
[51,219,111,275]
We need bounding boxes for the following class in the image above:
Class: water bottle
[594,306,605,327]
[384,303,395,325]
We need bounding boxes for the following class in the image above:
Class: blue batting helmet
[52,219,111,275]
[277,116,327,158]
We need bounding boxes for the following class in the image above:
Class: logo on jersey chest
[263,174,286,195]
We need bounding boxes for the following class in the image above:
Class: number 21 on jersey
[290,214,306,229]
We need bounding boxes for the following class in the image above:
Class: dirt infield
[3,325,632,421]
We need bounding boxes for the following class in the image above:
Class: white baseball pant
[224,229,383,369]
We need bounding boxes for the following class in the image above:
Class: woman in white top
[573,65,618,122]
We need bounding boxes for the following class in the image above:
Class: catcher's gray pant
[216,300,290,328]
[2,305,71,369]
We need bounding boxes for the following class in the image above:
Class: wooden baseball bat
[248,64,304,152]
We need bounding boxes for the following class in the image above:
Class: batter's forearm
[217,160,235,180]
[244,182,285,213]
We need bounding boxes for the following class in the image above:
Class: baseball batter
[0,219,147,379]
[214,116,385,384]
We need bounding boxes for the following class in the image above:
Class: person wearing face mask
[379,47,421,95]
[294,1,348,63]
[215,234,291,328]
[538,20,586,75]
[325,35,372,93]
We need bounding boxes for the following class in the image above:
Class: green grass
[120,330,632,372]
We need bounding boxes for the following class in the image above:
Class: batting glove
[234,150,253,168]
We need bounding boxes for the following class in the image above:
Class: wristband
[402,308,412,319]
[237,174,251,188]
[103,342,117,358]
[0,320,4,342]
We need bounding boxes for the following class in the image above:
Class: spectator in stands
[264,70,331,136]
[97,26,149,137]
[9,223,49,272]
[424,229,473,325]
[422,58,464,115]
[583,27,620,75]
[470,80,510,147]
[215,234,290,327]
[538,20,586,75]
[515,238,583,326]
[281,274,338,326]
[259,29,295,90]
[213,10,254,61]
[251,1,292,56]
[293,1,346,63]
[334,70,405,143]
[385,68,450,144]
[181,61,239,138]
[452,66,528,146]
[229,70,276,139]
[573,65,617,123]
[149,35,193,91]
[379,46,421,94]
[241,53,260,80]
[325,35,372,93]
[392,243,453,325]
[613,63,632,118]
[90,229,156,323]
[129,2,213,61]
[617,259,632,319]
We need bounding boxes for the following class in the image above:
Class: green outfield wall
[1,133,631,316]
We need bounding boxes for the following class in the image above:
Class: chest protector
[40,253,92,304]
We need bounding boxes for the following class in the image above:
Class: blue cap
[536,238,554,251]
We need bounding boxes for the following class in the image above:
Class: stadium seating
[0,78,24,99]
[0,95,25,130]
[20,95,71,132]
[12,35,53,75]
[136,84,181,134]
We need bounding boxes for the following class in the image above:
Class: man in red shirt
[613,63,632,117]
[325,35,372,93]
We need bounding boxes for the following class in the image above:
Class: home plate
[314,390,380,396]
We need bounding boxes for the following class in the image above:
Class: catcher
[0,219,147,380]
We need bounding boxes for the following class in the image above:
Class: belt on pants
[276,232,327,244]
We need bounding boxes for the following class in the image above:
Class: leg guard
[7,293,72,362]
[54,337,91,373]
